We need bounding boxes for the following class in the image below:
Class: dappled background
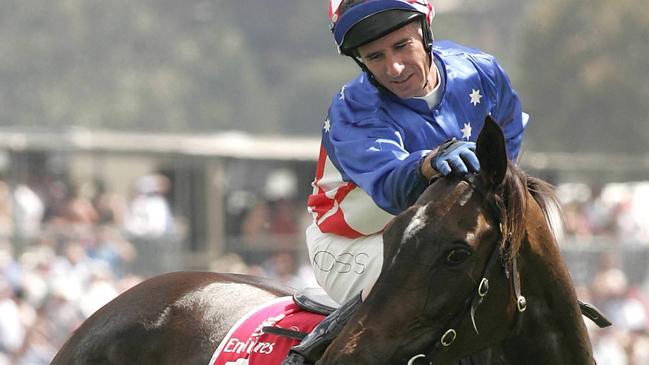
[2,0,648,152]
[0,1,648,364]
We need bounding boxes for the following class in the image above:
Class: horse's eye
[445,248,472,265]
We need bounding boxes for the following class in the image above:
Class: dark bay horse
[51,271,295,364]
[52,117,599,364]
[318,117,598,364]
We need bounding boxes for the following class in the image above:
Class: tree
[519,0,649,153]
[0,1,285,133]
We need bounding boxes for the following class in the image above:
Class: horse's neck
[501,205,595,365]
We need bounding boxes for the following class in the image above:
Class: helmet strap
[421,17,434,53]
[350,55,392,94]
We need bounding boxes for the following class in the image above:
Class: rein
[414,173,527,365]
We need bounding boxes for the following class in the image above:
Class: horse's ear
[476,115,508,190]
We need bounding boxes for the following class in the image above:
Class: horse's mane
[496,162,559,258]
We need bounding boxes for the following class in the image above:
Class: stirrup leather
[281,293,362,365]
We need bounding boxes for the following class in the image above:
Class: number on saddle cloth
[209,296,326,365]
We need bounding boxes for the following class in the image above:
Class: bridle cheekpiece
[414,173,527,364]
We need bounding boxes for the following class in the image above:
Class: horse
[52,117,605,365]
[318,117,603,364]
[50,271,297,364]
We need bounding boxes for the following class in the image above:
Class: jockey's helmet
[329,0,435,56]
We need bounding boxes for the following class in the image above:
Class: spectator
[0,278,25,361]
[592,253,633,324]
[87,225,136,278]
[124,174,175,238]
[0,180,14,247]
[592,329,629,365]
[263,251,306,290]
[240,199,271,247]
[92,179,128,225]
[78,263,118,318]
[60,183,98,226]
[12,183,44,242]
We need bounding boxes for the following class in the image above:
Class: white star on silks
[469,89,483,106]
[461,123,472,140]
[324,118,331,133]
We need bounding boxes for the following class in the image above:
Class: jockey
[283,1,528,363]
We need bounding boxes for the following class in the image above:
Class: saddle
[258,288,338,342]
[292,287,338,315]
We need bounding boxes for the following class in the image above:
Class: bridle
[409,173,527,365]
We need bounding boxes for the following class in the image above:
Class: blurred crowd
[558,182,649,243]
[0,172,176,364]
[0,172,315,364]
[581,251,649,364]
[557,181,649,364]
[0,174,648,364]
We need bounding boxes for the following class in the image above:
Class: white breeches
[305,223,384,304]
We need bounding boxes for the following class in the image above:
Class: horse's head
[320,117,539,364]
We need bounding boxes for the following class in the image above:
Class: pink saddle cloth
[210,296,325,365]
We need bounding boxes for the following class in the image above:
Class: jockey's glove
[430,138,480,176]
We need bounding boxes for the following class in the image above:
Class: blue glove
[431,139,480,176]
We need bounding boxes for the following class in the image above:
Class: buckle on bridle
[407,354,428,365]
[440,329,457,347]
[478,278,489,297]
[517,296,527,312]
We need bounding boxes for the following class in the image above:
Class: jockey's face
[357,21,436,99]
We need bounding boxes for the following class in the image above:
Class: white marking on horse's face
[401,205,428,245]
[388,182,475,269]
[389,206,429,268]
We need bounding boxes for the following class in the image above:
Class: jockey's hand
[428,139,480,176]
